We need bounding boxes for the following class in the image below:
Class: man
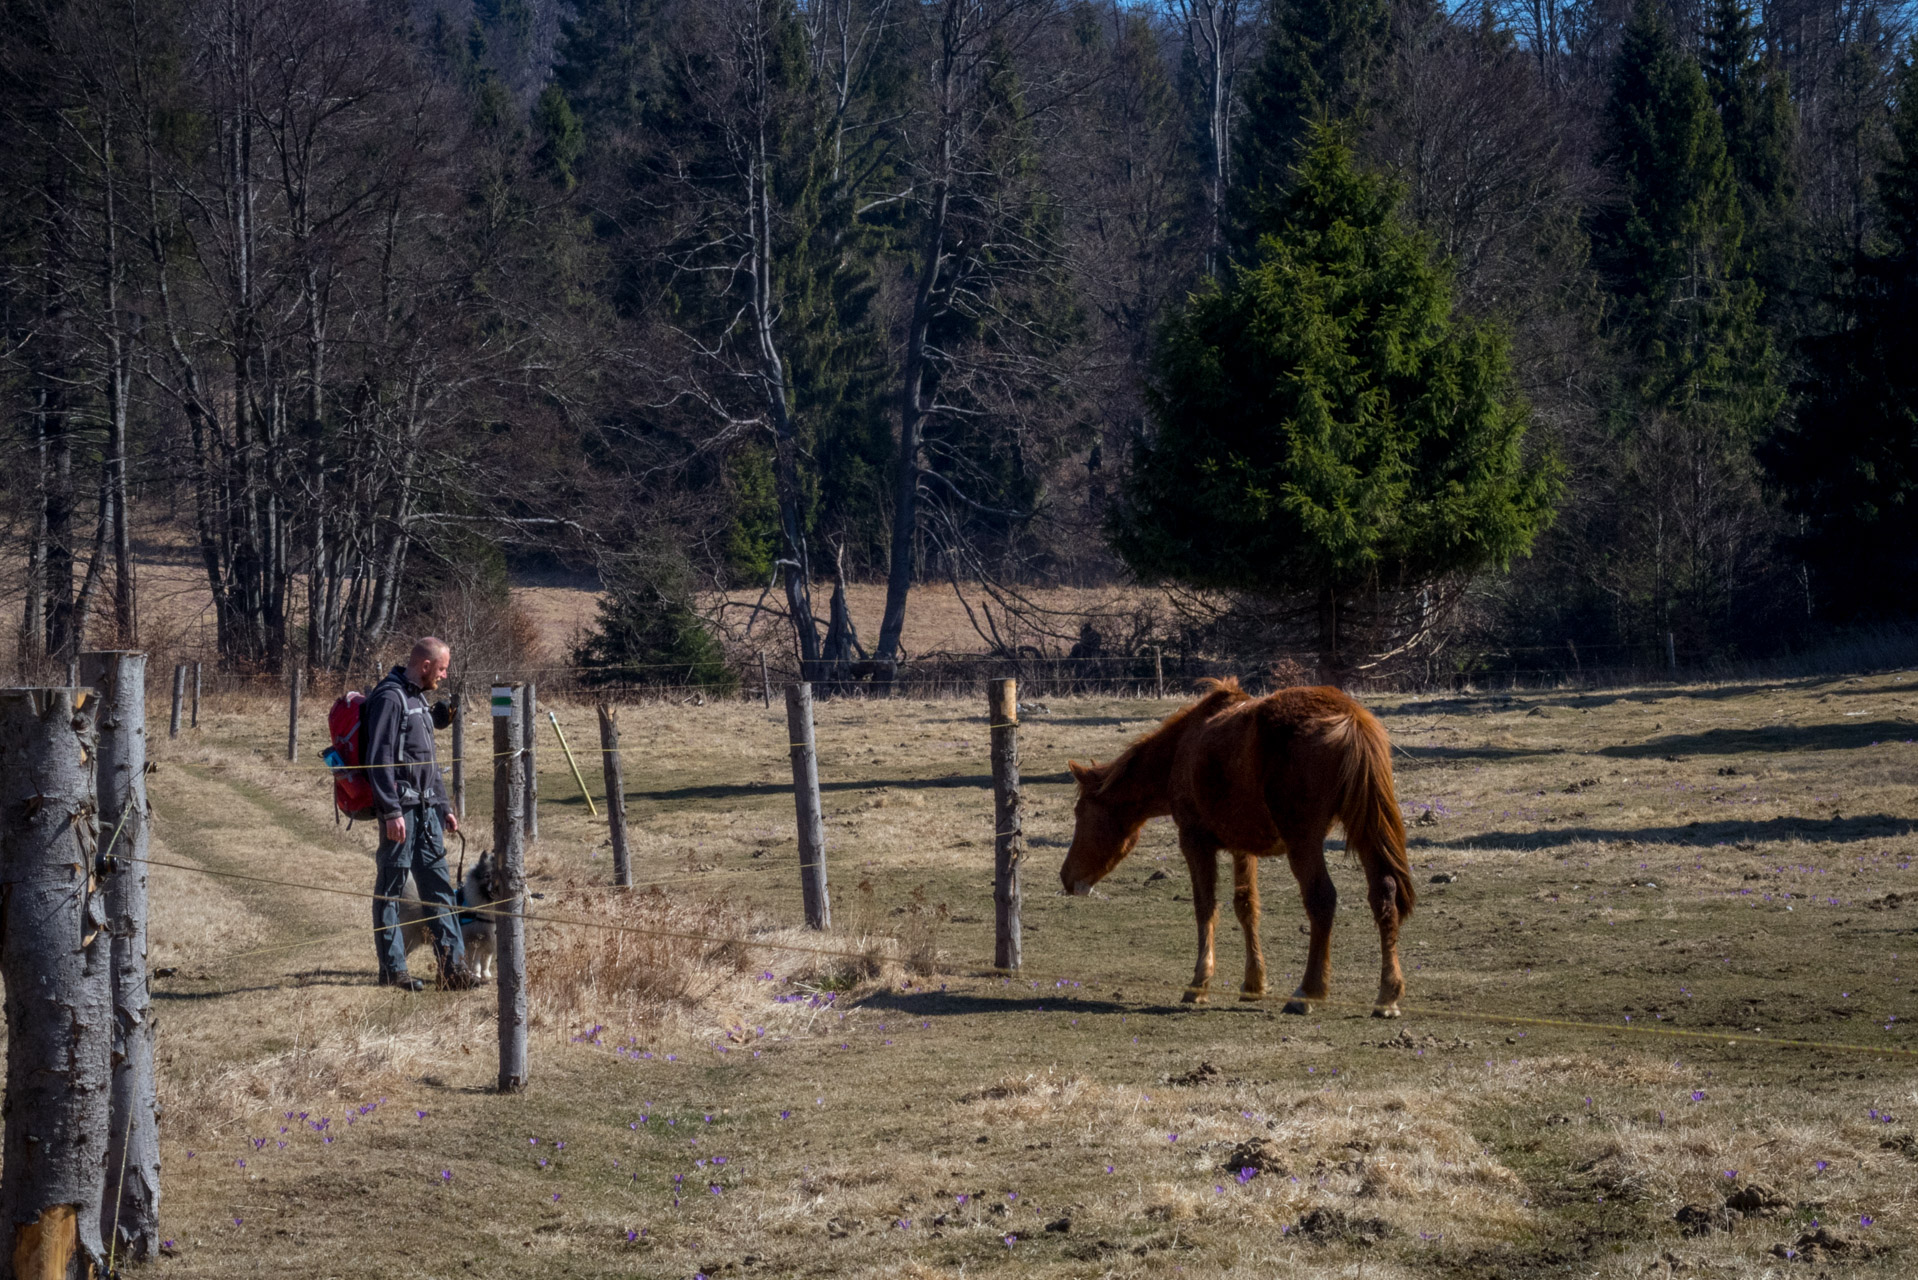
[364,636,474,991]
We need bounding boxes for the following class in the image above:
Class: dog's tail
[1327,702,1415,920]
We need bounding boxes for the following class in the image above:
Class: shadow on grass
[153,969,377,1001]
[1385,677,1848,717]
[576,771,1080,806]
[1424,812,1912,851]
[1598,721,1917,758]
[856,987,1280,1020]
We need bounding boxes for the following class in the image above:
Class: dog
[400,849,500,981]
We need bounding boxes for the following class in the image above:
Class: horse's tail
[1327,703,1415,920]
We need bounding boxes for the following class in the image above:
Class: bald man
[364,637,473,991]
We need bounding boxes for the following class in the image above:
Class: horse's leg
[1179,829,1221,1003]
[1366,865,1406,1018]
[1232,851,1267,1000]
[1282,837,1337,1016]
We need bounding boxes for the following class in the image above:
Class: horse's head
[1059,759,1146,896]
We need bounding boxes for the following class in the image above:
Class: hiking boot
[379,970,425,992]
[439,965,480,991]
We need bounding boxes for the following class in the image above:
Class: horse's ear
[1068,760,1092,785]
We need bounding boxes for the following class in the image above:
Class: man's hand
[444,812,459,835]
[383,815,407,842]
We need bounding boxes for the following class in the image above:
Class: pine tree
[1766,49,1918,618]
[1110,127,1558,675]
[1227,0,1391,258]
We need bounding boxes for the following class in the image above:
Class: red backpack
[324,691,380,823]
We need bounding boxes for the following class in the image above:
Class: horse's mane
[1081,677,1251,798]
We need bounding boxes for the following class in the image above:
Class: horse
[1058,678,1415,1017]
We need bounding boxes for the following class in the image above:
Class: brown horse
[1059,679,1415,1016]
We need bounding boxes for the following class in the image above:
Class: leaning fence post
[81,651,159,1263]
[522,680,539,843]
[191,660,202,728]
[760,652,771,709]
[492,682,528,1093]
[598,703,631,887]
[785,683,830,929]
[450,683,465,820]
[286,664,303,762]
[990,678,1023,969]
[168,662,186,738]
[0,685,112,1274]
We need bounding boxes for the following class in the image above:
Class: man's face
[415,649,451,690]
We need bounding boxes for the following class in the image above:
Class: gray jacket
[361,666,451,821]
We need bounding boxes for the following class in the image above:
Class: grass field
[122,671,1918,1278]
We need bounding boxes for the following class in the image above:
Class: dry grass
[23,669,1916,1277]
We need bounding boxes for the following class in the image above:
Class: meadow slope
[107,672,1918,1278]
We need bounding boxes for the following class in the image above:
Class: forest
[6,0,1918,688]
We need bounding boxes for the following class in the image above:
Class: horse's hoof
[1239,989,1266,1003]
[1181,987,1210,1004]
[1281,999,1311,1015]
[1372,1004,1401,1019]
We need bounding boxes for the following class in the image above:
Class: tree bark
[0,686,111,1280]
[875,169,950,668]
[79,652,158,1264]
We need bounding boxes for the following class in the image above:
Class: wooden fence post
[598,704,631,887]
[286,665,303,762]
[191,661,202,728]
[450,683,465,820]
[1154,648,1165,700]
[760,652,770,709]
[492,682,528,1092]
[168,662,185,739]
[521,680,538,843]
[990,678,1023,970]
[785,683,830,929]
[80,651,159,1264]
[0,686,112,1275]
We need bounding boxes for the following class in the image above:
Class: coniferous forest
[6,0,1918,687]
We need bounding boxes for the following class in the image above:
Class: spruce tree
[1227,0,1391,258]
[1703,0,1803,330]
[1702,0,1794,219]
[1766,48,1918,618]
[1592,0,1782,648]
[1111,127,1558,676]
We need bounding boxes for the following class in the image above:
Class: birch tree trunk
[0,686,110,1280]
[79,652,158,1263]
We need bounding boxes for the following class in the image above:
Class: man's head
[406,637,452,691]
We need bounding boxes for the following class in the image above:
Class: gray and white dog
[400,849,500,981]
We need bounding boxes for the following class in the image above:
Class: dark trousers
[373,805,465,976]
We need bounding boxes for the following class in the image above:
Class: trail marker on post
[492,683,528,1092]
[81,651,160,1264]
[785,683,830,929]
[990,678,1023,970]
[598,704,631,887]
